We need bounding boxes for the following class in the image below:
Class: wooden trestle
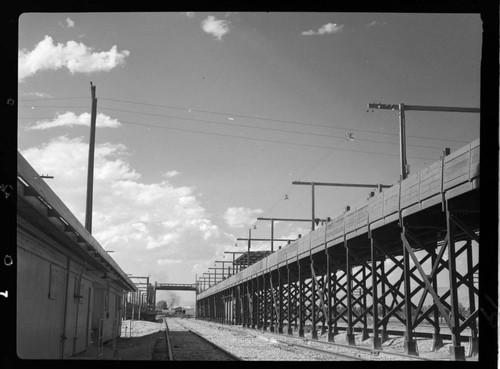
[196,139,480,361]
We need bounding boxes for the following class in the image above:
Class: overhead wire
[17,111,447,151]
[18,100,469,145]
[18,115,436,161]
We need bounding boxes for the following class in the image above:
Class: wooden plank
[443,142,472,190]
[355,205,368,229]
[470,145,479,179]
[301,234,312,254]
[444,155,470,190]
[267,252,278,268]
[345,211,356,233]
[445,181,476,201]
[327,218,343,239]
[400,171,420,208]
[419,161,442,201]
[420,193,443,210]
[368,194,384,222]
[401,202,423,218]
[383,184,400,215]
[312,226,324,248]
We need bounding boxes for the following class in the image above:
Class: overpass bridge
[155,282,198,291]
[195,139,480,361]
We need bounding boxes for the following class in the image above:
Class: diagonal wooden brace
[402,233,453,329]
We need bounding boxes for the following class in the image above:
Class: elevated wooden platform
[198,139,479,299]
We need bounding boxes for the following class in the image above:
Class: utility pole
[367,102,479,181]
[224,252,245,275]
[256,217,313,252]
[85,82,98,232]
[209,267,227,279]
[292,181,391,228]
[215,261,233,277]
[247,228,251,268]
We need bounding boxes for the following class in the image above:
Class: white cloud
[223,207,263,228]
[367,21,387,27]
[301,23,344,36]
[18,35,130,81]
[20,136,220,258]
[184,12,195,18]
[21,91,52,98]
[65,17,75,28]
[26,111,121,130]
[158,259,183,265]
[164,170,180,178]
[201,16,230,41]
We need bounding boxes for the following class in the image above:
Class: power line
[18,100,469,144]
[18,113,446,151]
[18,115,436,160]
[18,97,89,101]
[18,102,470,146]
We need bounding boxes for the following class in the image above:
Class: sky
[17,12,482,307]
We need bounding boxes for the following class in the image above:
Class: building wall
[17,216,125,359]
[17,229,66,359]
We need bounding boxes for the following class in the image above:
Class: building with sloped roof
[17,152,136,359]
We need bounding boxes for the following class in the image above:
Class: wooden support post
[268,273,274,332]
[431,245,444,351]
[326,251,334,342]
[242,282,248,328]
[401,224,418,355]
[256,277,261,329]
[311,261,318,340]
[332,269,339,335]
[277,268,283,334]
[236,285,242,326]
[345,240,355,345]
[248,281,254,328]
[466,240,478,357]
[361,265,369,341]
[287,263,293,335]
[446,206,465,361]
[298,261,304,337]
[380,259,389,342]
[320,274,327,336]
[371,237,382,350]
[262,275,267,332]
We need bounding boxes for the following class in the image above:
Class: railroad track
[179,319,441,361]
[163,318,241,360]
[170,318,367,361]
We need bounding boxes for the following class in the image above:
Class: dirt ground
[110,320,165,360]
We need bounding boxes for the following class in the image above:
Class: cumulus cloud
[184,12,195,18]
[65,17,75,28]
[164,170,180,178]
[26,111,121,130]
[18,35,130,81]
[367,21,387,27]
[21,136,220,257]
[21,91,52,98]
[158,259,183,265]
[223,207,263,228]
[201,15,230,40]
[301,23,344,36]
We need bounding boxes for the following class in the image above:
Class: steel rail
[163,318,174,360]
